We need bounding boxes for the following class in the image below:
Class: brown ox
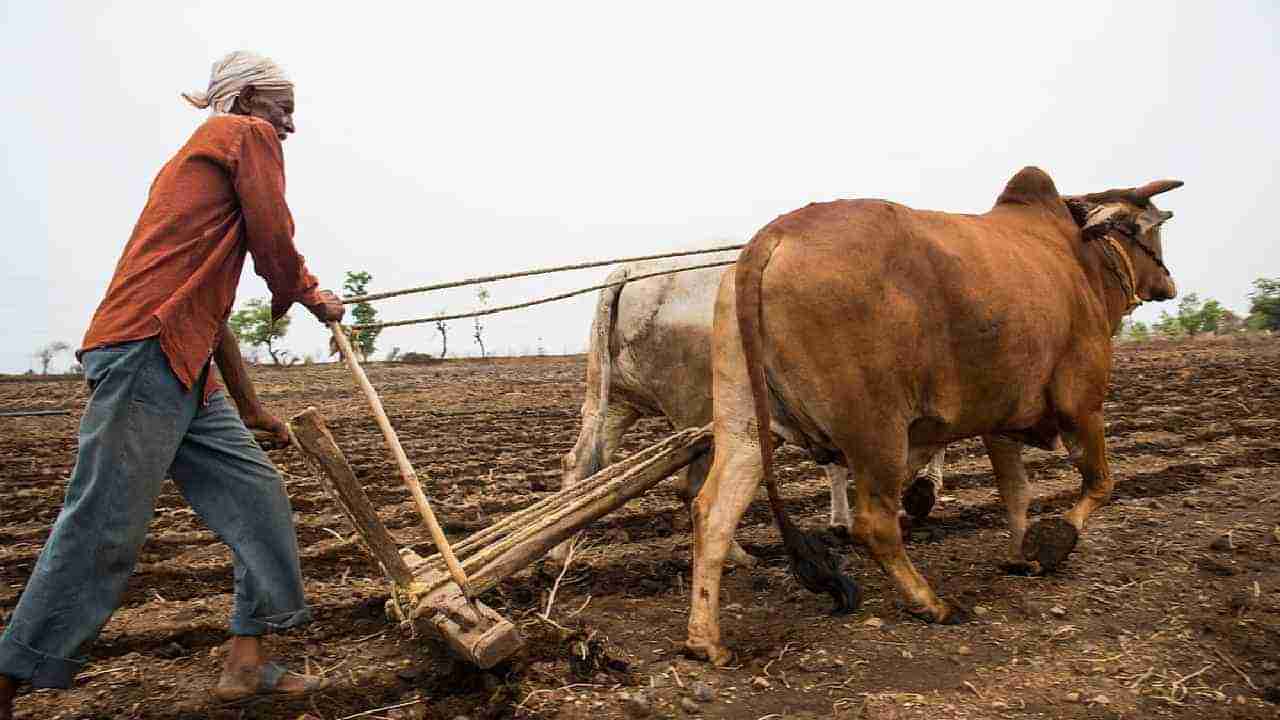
[685,167,1181,664]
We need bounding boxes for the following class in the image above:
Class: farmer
[0,51,341,716]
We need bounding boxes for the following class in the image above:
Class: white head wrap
[181,51,292,115]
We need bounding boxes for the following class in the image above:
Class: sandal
[213,661,325,703]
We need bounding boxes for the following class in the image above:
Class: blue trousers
[0,339,310,688]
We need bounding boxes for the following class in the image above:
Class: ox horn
[1131,179,1184,201]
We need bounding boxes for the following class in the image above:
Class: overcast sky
[2,2,1276,373]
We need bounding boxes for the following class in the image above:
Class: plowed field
[3,339,1278,719]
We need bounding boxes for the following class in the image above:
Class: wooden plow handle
[328,322,473,598]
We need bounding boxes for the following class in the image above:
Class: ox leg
[678,454,758,567]
[849,442,962,624]
[1023,411,1110,573]
[901,447,945,522]
[551,404,638,564]
[826,465,853,536]
[685,441,764,666]
[982,436,1032,571]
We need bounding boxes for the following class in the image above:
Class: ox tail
[734,234,861,615]
[580,267,629,478]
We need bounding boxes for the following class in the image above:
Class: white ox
[554,256,946,565]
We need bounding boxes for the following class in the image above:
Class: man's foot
[214,636,323,703]
[213,661,324,703]
[0,674,17,720]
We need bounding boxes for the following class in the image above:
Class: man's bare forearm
[215,323,288,443]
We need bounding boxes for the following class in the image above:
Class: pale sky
[3,2,1276,373]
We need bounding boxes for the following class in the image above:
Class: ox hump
[994,166,1064,212]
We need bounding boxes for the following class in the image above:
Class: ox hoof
[939,602,971,625]
[902,477,937,521]
[683,641,734,667]
[1001,559,1037,576]
[906,601,968,625]
[1021,518,1079,574]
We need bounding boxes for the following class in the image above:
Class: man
[0,51,341,716]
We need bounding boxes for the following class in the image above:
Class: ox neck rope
[1076,202,1171,315]
[1097,235,1141,314]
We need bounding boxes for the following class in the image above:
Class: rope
[0,409,72,418]
[353,259,737,332]
[342,243,744,305]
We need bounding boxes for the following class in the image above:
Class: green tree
[1121,319,1150,342]
[33,341,70,374]
[1175,293,1206,335]
[1247,277,1280,331]
[1154,310,1183,339]
[1171,293,1229,336]
[342,271,381,358]
[228,298,292,365]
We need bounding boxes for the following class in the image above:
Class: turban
[182,51,292,115]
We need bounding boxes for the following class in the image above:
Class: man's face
[236,86,296,141]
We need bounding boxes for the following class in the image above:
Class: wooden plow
[283,247,735,669]
[291,409,710,668]
[288,323,711,669]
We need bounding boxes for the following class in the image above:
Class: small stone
[1088,694,1110,705]
[1210,532,1235,552]
[1065,691,1081,703]
[1235,695,1249,705]
[691,681,715,703]
[862,617,885,629]
[973,605,989,617]
[751,676,771,690]
[723,603,744,613]
[621,690,653,718]
[680,697,702,714]
[956,645,973,656]
[1049,605,1067,617]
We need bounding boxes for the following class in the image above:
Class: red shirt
[81,114,320,400]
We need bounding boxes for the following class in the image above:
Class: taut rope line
[352,259,737,332]
[342,244,744,305]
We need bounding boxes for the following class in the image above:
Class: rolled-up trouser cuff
[0,634,85,689]
[229,606,313,636]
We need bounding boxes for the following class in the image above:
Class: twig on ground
[568,595,592,618]
[541,534,581,620]
[337,697,426,720]
[963,681,984,699]
[516,683,602,711]
[75,667,130,681]
[1213,647,1258,690]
